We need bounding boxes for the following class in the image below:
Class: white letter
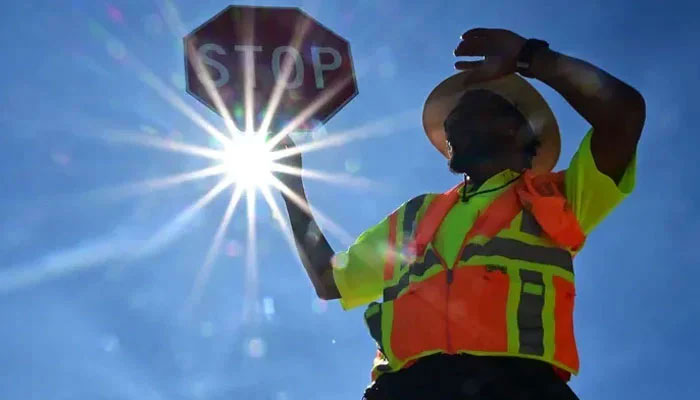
[311,46,341,89]
[271,46,304,89]
[197,43,229,87]
[234,45,262,88]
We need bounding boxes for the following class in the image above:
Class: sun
[220,132,275,190]
[0,4,409,311]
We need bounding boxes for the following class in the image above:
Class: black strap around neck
[460,173,522,203]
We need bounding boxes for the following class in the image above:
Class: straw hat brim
[422,72,560,173]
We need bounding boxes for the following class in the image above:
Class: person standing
[276,28,645,399]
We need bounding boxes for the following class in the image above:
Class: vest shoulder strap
[517,170,585,251]
[410,169,586,258]
[410,180,522,258]
[409,183,461,257]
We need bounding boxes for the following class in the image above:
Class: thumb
[454,61,492,84]
[456,57,506,84]
[454,60,484,71]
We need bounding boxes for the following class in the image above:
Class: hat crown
[422,73,560,173]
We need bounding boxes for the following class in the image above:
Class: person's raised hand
[454,28,527,83]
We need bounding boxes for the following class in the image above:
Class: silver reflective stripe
[518,269,545,356]
[520,209,543,237]
[383,195,431,301]
[461,237,573,273]
[409,248,440,277]
[383,272,409,301]
[397,194,428,275]
[403,194,427,240]
[384,247,440,301]
[364,302,384,353]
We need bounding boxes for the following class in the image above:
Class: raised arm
[454,28,646,183]
[528,47,645,184]
[274,139,340,300]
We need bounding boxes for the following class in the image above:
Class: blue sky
[1,0,698,399]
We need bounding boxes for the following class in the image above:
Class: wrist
[516,39,550,78]
[281,180,306,201]
[528,47,559,80]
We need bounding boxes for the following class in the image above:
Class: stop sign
[184,6,358,132]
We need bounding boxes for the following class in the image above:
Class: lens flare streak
[269,107,419,161]
[243,187,258,322]
[268,164,374,188]
[258,18,313,135]
[187,184,245,309]
[136,66,232,146]
[0,7,398,328]
[186,40,242,136]
[138,177,235,255]
[104,130,226,160]
[266,75,353,150]
[92,164,228,200]
[268,176,354,245]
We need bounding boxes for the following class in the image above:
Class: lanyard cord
[462,174,469,202]
[460,172,522,203]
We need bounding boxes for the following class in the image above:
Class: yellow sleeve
[332,214,391,310]
[565,129,637,235]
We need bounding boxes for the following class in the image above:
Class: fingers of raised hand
[460,27,492,40]
[456,28,500,54]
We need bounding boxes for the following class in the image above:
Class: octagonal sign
[184,6,358,132]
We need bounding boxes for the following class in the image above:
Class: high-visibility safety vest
[364,170,586,381]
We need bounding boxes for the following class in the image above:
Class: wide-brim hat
[422,72,560,173]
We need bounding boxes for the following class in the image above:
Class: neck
[465,167,506,189]
[466,168,525,191]
[465,158,530,189]
[465,175,488,190]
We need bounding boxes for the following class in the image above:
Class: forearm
[529,47,645,182]
[282,184,340,300]
[529,48,645,130]
[454,28,645,180]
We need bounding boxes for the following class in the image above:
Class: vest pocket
[552,276,579,371]
[449,265,509,352]
[390,271,448,361]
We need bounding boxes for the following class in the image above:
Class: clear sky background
[1,1,698,399]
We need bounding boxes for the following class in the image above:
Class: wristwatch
[516,39,549,78]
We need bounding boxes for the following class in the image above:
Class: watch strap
[516,39,549,78]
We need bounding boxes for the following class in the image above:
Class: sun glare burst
[221,133,275,190]
[0,5,409,324]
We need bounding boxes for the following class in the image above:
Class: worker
[276,28,645,400]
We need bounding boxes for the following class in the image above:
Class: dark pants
[362,354,579,400]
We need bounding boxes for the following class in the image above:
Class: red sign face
[184,6,358,132]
